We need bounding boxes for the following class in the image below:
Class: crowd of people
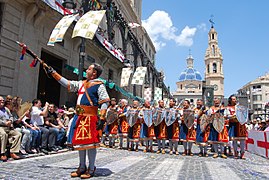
[0,95,75,162]
[1,93,269,162]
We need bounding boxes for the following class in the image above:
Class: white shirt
[30,106,44,126]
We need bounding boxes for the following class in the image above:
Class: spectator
[30,99,50,154]
[264,119,269,131]
[0,96,22,161]
[11,96,32,155]
[4,95,13,111]
[258,119,267,131]
[44,104,65,150]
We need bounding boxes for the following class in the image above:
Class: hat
[111,98,116,102]
[261,119,266,123]
[66,107,75,115]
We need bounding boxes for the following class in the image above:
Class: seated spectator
[30,99,50,154]
[23,109,40,154]
[11,96,32,155]
[0,96,22,161]
[45,104,65,150]
[258,119,267,131]
[63,107,75,128]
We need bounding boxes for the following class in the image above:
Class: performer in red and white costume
[224,95,247,159]
[49,63,110,179]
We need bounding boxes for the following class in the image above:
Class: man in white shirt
[30,99,49,154]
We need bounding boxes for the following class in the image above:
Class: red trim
[78,83,85,95]
[257,132,269,157]
[246,138,254,150]
[55,1,72,15]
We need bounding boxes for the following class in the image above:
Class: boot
[182,150,187,156]
[80,166,96,179]
[188,149,193,156]
[70,166,86,178]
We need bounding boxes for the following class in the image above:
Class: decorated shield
[142,109,153,127]
[213,112,225,133]
[165,108,178,126]
[235,105,248,125]
[153,108,166,126]
[183,109,195,129]
[200,114,209,132]
[106,108,118,125]
[126,109,139,127]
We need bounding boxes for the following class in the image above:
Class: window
[108,69,113,82]
[212,34,214,40]
[190,99,194,103]
[213,63,217,73]
[199,84,201,89]
[212,45,215,56]
[207,64,210,73]
[253,95,262,101]
[180,84,182,89]
[253,104,262,111]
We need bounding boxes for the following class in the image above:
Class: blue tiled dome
[179,68,202,81]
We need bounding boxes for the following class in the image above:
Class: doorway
[37,50,63,107]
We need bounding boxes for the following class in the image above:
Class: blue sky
[141,0,269,97]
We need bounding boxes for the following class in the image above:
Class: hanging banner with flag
[128,22,141,29]
[144,88,152,102]
[154,87,163,102]
[96,33,125,62]
[72,10,106,40]
[47,14,78,46]
[131,67,147,85]
[120,67,133,87]
[42,0,73,15]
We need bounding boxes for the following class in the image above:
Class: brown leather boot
[1,155,7,162]
[81,167,96,179]
[70,167,86,178]
[10,153,21,160]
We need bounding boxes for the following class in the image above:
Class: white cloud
[142,10,198,51]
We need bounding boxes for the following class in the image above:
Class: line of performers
[101,95,247,159]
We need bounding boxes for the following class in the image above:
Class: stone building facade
[0,0,170,107]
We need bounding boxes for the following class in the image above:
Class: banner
[144,88,152,102]
[42,0,73,15]
[120,67,133,87]
[96,33,125,62]
[154,87,162,102]
[247,130,269,158]
[131,67,147,85]
[47,14,78,46]
[72,10,106,40]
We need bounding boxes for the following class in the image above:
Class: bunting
[96,33,125,62]
[154,87,163,102]
[72,10,106,40]
[120,67,133,87]
[144,88,152,102]
[47,14,78,46]
[128,22,140,29]
[42,0,73,15]
[131,67,147,85]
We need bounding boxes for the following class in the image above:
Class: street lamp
[63,0,110,80]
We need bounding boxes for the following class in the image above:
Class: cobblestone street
[0,144,268,179]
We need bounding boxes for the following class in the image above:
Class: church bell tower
[204,22,224,98]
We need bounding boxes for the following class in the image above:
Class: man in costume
[195,99,209,157]
[179,100,196,156]
[126,100,141,151]
[118,99,130,149]
[208,97,228,159]
[105,98,118,148]
[139,100,155,153]
[48,63,110,178]
[224,95,248,159]
[166,99,180,155]
[153,100,167,154]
